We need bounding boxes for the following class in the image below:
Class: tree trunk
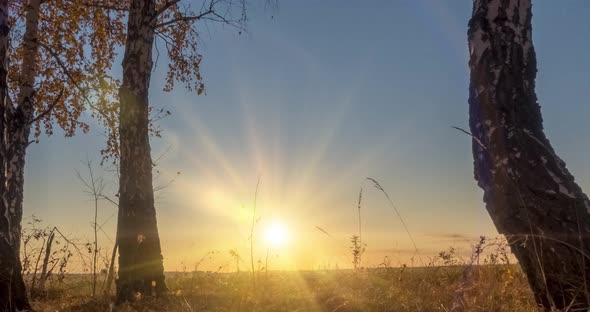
[0,1,32,310]
[468,0,590,309]
[116,0,166,303]
[6,0,42,246]
[37,229,55,294]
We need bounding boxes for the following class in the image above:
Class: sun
[265,220,290,249]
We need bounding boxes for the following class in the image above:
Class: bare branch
[155,9,215,29]
[51,226,88,267]
[95,222,114,244]
[156,0,246,29]
[99,194,118,208]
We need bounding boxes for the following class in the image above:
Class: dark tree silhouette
[0,1,31,310]
[467,0,590,310]
[0,1,123,307]
[115,0,167,301]
[114,0,247,302]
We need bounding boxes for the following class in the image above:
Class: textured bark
[468,0,590,310]
[116,0,166,302]
[0,1,32,310]
[7,0,42,244]
[0,2,7,188]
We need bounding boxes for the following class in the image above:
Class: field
[31,265,538,312]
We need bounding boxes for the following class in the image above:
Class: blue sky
[23,1,590,270]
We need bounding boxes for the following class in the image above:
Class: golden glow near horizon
[264,220,291,249]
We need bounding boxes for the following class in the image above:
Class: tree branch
[28,88,64,125]
[38,42,115,124]
[155,9,215,29]
[80,1,129,12]
[153,0,182,20]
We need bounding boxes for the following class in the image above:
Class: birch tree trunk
[0,1,32,310]
[468,0,590,309]
[6,0,41,256]
[116,0,166,302]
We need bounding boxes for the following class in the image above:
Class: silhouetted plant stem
[366,177,422,265]
[250,174,261,288]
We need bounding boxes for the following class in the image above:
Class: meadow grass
[25,179,541,311]
[31,264,537,312]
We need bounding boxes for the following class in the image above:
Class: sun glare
[265,220,290,249]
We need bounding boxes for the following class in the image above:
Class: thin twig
[250,173,261,288]
[28,89,64,125]
[451,126,487,150]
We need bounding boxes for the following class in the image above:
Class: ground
[31,265,538,312]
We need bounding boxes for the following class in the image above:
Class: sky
[23,0,590,271]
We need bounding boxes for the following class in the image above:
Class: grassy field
[31,265,538,312]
